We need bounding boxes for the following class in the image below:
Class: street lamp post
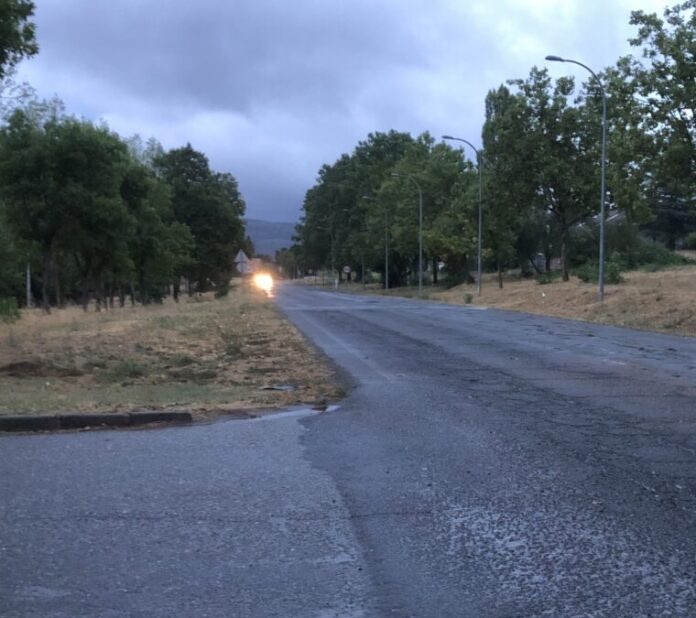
[442,135,483,296]
[391,173,423,297]
[545,54,607,303]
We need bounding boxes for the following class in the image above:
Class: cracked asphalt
[2,283,696,617]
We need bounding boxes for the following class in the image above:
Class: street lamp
[391,172,424,297]
[545,54,607,302]
[442,135,483,296]
[362,194,390,290]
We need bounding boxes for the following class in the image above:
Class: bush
[574,259,624,284]
[463,293,473,304]
[535,272,560,285]
[0,297,20,324]
[571,220,686,270]
[214,282,230,298]
[686,232,696,250]
[113,359,147,378]
[628,238,686,269]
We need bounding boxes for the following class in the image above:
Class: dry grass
[427,265,696,337]
[0,286,342,416]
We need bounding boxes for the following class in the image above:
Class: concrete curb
[0,411,193,433]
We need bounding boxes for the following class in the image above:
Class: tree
[120,162,193,304]
[510,68,599,281]
[482,85,537,286]
[0,0,37,80]
[154,144,246,294]
[0,109,134,310]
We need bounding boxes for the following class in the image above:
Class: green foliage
[295,130,476,288]
[685,232,696,250]
[463,293,473,304]
[536,272,560,285]
[154,144,245,293]
[0,0,38,80]
[482,85,535,276]
[508,68,600,281]
[0,296,20,324]
[0,106,241,310]
[214,282,230,298]
[629,2,696,202]
[113,359,147,379]
[574,259,624,285]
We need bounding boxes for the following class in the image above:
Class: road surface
[2,283,696,616]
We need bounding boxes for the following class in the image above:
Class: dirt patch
[0,359,83,377]
[0,286,342,416]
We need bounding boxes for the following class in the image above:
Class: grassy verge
[0,287,342,417]
[324,264,696,338]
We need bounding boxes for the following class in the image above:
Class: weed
[535,272,559,285]
[170,353,195,367]
[154,315,179,329]
[112,359,147,378]
[464,293,474,304]
[218,327,244,357]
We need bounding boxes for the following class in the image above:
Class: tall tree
[626,1,696,246]
[120,162,193,304]
[482,85,537,286]
[510,68,599,280]
[0,109,134,310]
[154,144,246,293]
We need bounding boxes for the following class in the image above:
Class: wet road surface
[3,283,696,616]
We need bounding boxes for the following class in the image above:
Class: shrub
[686,232,696,250]
[0,297,20,324]
[574,259,624,284]
[628,238,686,269]
[536,272,560,285]
[214,282,230,298]
[113,359,147,378]
[463,293,473,304]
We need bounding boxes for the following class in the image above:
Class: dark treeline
[0,104,249,311]
[0,2,250,312]
[293,1,696,288]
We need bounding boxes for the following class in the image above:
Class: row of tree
[0,106,249,310]
[0,1,250,311]
[293,1,696,287]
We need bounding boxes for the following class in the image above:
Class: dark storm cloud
[19,0,666,221]
[35,0,427,115]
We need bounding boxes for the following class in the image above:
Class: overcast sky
[17,0,666,223]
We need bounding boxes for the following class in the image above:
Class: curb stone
[0,411,193,433]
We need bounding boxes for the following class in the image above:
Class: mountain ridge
[244,218,296,257]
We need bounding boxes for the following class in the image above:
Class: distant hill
[244,219,296,257]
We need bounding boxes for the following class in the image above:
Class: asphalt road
[3,284,696,617]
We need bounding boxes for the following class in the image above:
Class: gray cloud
[18,0,666,222]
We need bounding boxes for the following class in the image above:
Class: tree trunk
[432,257,438,285]
[119,287,125,308]
[41,246,51,313]
[497,258,504,289]
[81,285,89,312]
[53,261,64,308]
[561,228,569,282]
